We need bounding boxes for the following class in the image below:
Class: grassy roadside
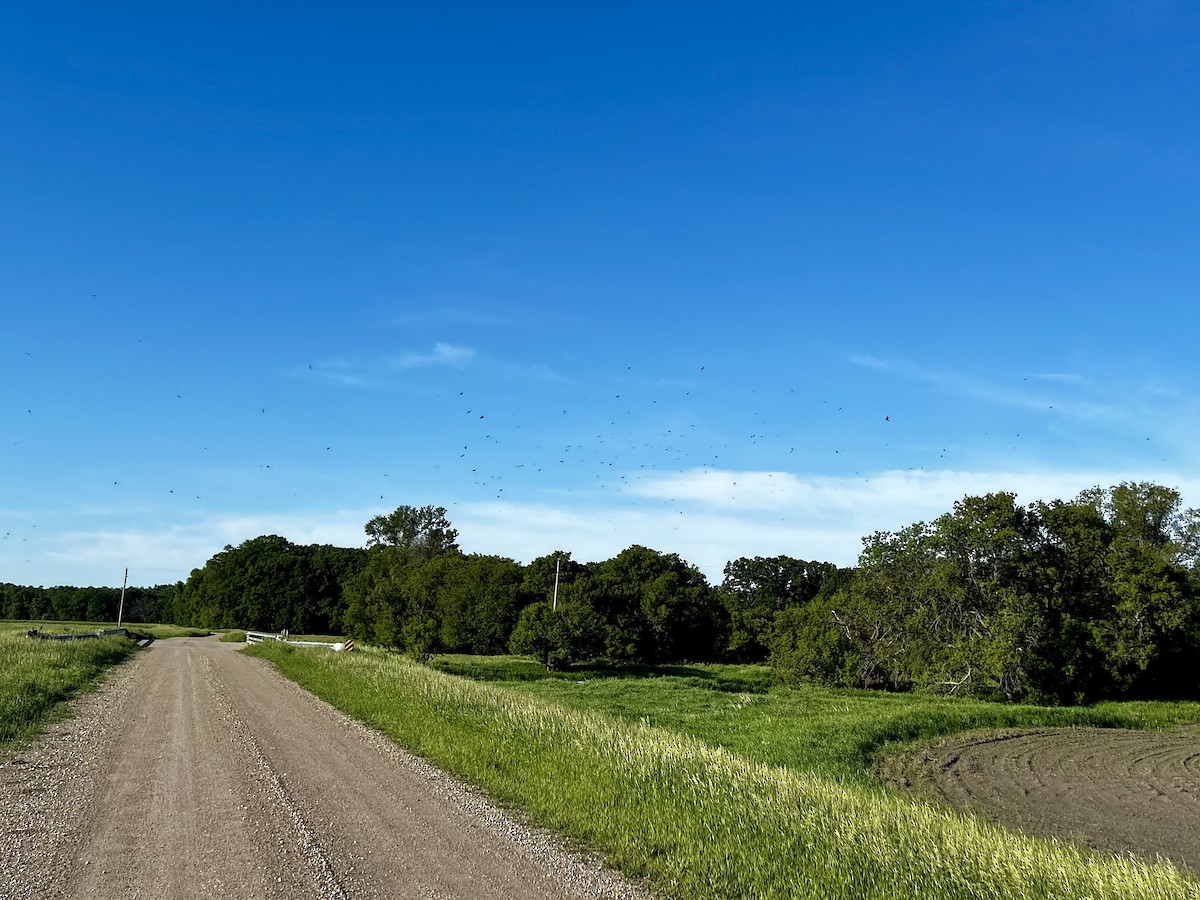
[0,626,136,750]
[4,620,211,641]
[248,643,1200,900]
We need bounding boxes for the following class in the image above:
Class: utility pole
[552,557,560,610]
[117,568,128,627]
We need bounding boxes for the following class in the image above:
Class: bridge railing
[245,631,353,652]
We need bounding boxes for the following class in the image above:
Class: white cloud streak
[300,343,477,387]
[848,354,1121,421]
[458,466,1200,580]
[388,342,476,370]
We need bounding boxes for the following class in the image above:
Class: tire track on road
[58,640,326,900]
[202,651,350,900]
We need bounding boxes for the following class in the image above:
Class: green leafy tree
[180,536,365,632]
[342,545,410,647]
[509,601,569,668]
[437,554,528,654]
[85,589,112,623]
[364,505,459,562]
[521,551,585,605]
[509,600,604,669]
[344,505,463,650]
[573,546,724,664]
[721,556,842,661]
[1022,500,1115,702]
[771,484,1200,704]
[1075,483,1200,698]
[769,592,857,686]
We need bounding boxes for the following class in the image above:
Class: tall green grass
[0,626,136,750]
[435,655,1200,781]
[249,644,1200,900]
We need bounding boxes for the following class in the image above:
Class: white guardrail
[245,630,354,652]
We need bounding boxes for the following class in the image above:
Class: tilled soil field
[899,726,1200,873]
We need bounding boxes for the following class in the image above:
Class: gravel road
[1,637,651,900]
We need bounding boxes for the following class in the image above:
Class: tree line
[165,504,833,667]
[1,582,179,624]
[9,482,1199,705]
[167,484,1200,705]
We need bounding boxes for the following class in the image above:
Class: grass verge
[248,643,1200,900]
[0,625,137,751]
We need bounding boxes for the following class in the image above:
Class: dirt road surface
[903,727,1200,873]
[1,638,649,900]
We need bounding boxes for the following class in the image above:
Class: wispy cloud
[848,354,1122,422]
[621,465,1200,571]
[303,357,371,387]
[451,500,862,581]
[298,342,477,387]
[1025,372,1088,385]
[456,465,1200,580]
[628,466,1177,515]
[298,342,579,390]
[388,342,476,370]
[491,360,574,384]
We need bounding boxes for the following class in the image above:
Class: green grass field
[250,644,1200,900]
[433,654,1200,783]
[121,622,211,640]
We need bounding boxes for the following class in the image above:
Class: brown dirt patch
[892,726,1200,872]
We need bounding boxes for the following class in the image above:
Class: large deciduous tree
[720,555,843,661]
[364,505,459,563]
[177,536,365,632]
[769,482,1200,704]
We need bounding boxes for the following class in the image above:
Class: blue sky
[4,2,1199,587]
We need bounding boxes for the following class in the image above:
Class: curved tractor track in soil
[906,726,1200,873]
